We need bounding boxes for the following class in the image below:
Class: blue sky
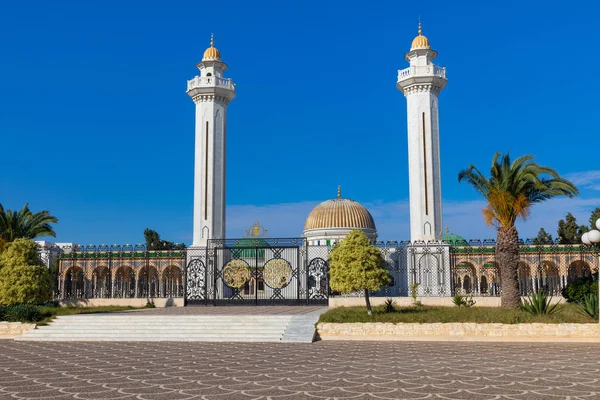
[1,0,599,245]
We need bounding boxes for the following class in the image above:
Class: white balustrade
[397,65,446,81]
[187,76,234,91]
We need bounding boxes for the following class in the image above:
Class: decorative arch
[518,262,532,295]
[454,262,476,295]
[113,266,135,298]
[480,275,489,295]
[91,266,110,298]
[137,265,159,298]
[568,260,592,283]
[540,261,560,295]
[482,261,500,296]
[162,265,183,297]
[63,266,85,298]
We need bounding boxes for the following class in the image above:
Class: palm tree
[0,203,58,242]
[458,152,578,307]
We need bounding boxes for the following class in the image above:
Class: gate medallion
[263,259,292,288]
[222,259,250,288]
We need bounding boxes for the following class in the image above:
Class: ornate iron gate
[185,238,329,305]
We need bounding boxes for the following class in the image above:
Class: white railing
[397,65,446,81]
[187,76,235,91]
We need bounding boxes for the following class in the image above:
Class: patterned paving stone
[0,341,599,399]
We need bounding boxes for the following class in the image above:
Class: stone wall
[328,296,565,308]
[0,322,36,338]
[317,322,600,341]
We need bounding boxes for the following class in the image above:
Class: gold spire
[337,186,341,198]
[202,33,221,61]
[410,19,431,50]
[210,33,214,47]
[446,226,449,234]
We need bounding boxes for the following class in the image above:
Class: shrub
[453,294,477,308]
[562,275,599,303]
[0,239,53,306]
[0,305,6,320]
[575,293,598,319]
[409,283,424,307]
[4,304,42,322]
[452,295,465,307]
[521,291,563,316]
[383,298,396,313]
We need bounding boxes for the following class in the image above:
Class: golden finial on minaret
[410,18,430,50]
[446,226,449,234]
[202,33,221,61]
[337,186,341,198]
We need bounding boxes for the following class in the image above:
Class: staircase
[16,313,320,343]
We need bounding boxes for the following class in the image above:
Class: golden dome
[304,191,376,231]
[410,22,430,50]
[202,34,221,61]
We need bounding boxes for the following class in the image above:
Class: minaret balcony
[397,65,447,92]
[398,65,446,82]
[186,76,236,101]
[187,76,235,91]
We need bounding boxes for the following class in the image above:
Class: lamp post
[581,218,600,321]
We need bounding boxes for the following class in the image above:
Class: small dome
[410,22,430,51]
[304,196,376,231]
[443,231,468,245]
[202,35,221,61]
[234,238,268,258]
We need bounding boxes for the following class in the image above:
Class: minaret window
[205,121,209,220]
[422,112,428,216]
[206,73,212,76]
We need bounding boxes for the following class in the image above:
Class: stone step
[16,312,323,343]
[55,314,293,321]
[19,332,284,338]
[31,328,288,333]
[17,337,283,342]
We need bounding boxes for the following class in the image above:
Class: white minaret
[397,23,447,242]
[187,35,236,247]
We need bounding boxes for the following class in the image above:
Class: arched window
[138,266,159,298]
[64,267,85,298]
[163,266,183,297]
[91,266,110,298]
[114,267,135,298]
[480,275,488,294]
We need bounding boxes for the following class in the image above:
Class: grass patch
[319,304,598,324]
[36,306,141,326]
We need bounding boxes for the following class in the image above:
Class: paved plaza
[0,341,599,399]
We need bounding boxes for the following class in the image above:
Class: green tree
[144,228,162,250]
[0,203,58,242]
[458,152,578,307]
[533,228,553,245]
[0,239,53,305]
[328,230,391,315]
[144,228,184,250]
[589,207,600,230]
[557,213,588,244]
